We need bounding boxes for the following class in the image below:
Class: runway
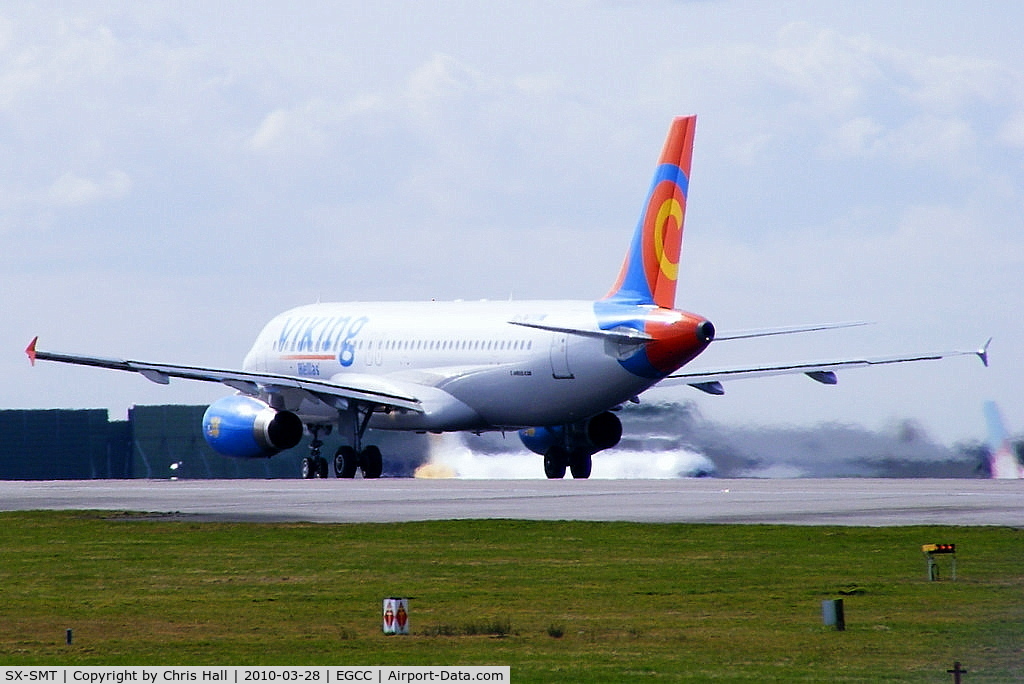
[0,478,1022,525]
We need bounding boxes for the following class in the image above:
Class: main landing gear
[301,403,384,479]
[333,445,383,479]
[543,446,593,479]
[521,414,620,479]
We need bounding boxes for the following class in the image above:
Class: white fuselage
[242,300,661,432]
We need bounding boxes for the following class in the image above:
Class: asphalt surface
[1,478,1022,525]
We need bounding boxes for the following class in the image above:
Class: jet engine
[519,411,623,458]
[202,395,304,459]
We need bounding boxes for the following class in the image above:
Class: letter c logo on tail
[654,197,683,281]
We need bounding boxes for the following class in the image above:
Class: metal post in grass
[65,629,72,645]
[821,599,845,631]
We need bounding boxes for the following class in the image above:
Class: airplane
[25,116,991,479]
[982,401,1024,479]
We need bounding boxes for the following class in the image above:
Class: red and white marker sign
[383,598,409,635]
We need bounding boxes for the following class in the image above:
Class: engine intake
[202,395,303,459]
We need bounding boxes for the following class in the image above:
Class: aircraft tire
[301,457,315,479]
[361,446,383,479]
[569,453,592,479]
[316,457,329,478]
[334,446,359,479]
[544,447,568,479]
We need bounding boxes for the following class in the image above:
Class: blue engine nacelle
[202,395,304,459]
[519,411,623,457]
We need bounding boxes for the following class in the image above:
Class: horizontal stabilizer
[714,321,869,341]
[508,320,653,344]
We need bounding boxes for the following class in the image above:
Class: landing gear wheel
[569,453,592,479]
[544,447,568,479]
[334,446,359,478]
[303,456,329,478]
[361,445,383,479]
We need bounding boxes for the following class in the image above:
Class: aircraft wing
[24,337,423,413]
[661,340,991,395]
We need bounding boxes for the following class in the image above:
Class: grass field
[0,511,1021,681]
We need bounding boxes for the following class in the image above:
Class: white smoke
[415,433,715,479]
[408,400,984,480]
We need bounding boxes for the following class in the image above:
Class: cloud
[824,114,976,166]
[407,53,482,105]
[47,169,131,206]
[677,21,1024,174]
[247,95,383,155]
[769,23,888,114]
[999,113,1024,148]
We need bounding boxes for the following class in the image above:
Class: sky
[2,1,1021,446]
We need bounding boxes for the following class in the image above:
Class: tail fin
[605,115,696,309]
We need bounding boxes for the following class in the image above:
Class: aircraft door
[549,334,574,379]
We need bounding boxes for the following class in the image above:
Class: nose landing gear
[301,425,329,479]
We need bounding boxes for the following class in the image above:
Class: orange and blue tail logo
[605,115,696,310]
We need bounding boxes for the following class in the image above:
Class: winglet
[25,336,38,366]
[977,337,992,368]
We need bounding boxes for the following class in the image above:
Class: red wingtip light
[26,336,38,366]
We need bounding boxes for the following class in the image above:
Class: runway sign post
[821,599,845,631]
[922,543,956,581]
[383,597,409,635]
